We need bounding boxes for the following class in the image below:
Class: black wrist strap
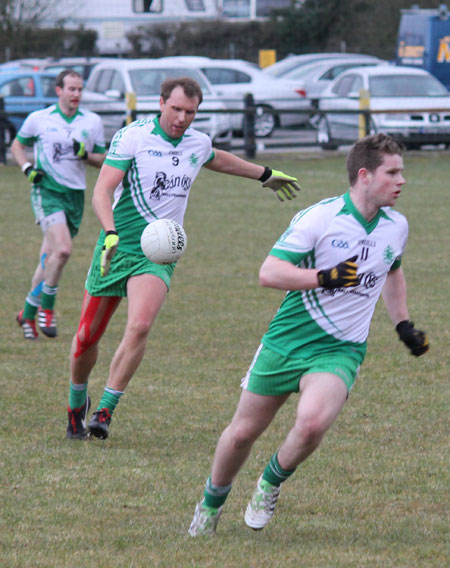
[259,167,272,182]
[396,320,412,335]
[105,230,118,236]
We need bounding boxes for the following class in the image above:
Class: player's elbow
[259,265,275,288]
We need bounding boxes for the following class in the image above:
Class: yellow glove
[100,231,119,277]
[73,139,88,159]
[259,167,301,202]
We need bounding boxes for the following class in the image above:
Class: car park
[0,57,114,83]
[81,59,233,147]
[0,69,58,144]
[282,56,384,107]
[316,64,450,149]
[0,58,51,72]
[40,57,112,82]
[263,52,380,78]
[161,56,310,137]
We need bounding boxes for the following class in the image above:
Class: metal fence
[1,93,450,164]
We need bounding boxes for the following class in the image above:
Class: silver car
[263,53,380,78]
[161,56,310,137]
[317,65,450,149]
[81,59,232,148]
[282,56,384,107]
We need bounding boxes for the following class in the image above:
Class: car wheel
[254,106,276,138]
[317,116,338,150]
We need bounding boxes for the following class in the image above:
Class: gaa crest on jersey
[189,153,200,166]
[383,245,395,264]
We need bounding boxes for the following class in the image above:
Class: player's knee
[294,415,327,447]
[74,325,98,357]
[229,422,259,449]
[126,319,153,341]
[53,246,72,267]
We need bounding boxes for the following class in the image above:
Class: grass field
[0,151,448,567]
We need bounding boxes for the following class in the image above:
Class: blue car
[0,70,58,144]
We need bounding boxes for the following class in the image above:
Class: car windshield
[369,74,448,96]
[264,58,307,77]
[129,67,212,96]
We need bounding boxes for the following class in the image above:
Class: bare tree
[0,0,65,60]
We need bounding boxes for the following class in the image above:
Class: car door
[325,73,363,140]
[1,74,57,137]
[200,67,251,128]
[83,68,127,141]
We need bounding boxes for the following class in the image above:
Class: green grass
[0,151,448,567]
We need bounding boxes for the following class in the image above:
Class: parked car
[161,56,310,137]
[0,69,58,144]
[81,59,232,147]
[40,57,113,82]
[282,56,384,107]
[0,57,114,82]
[263,53,380,78]
[316,65,450,149]
[0,58,52,72]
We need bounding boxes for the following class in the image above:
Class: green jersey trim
[16,133,36,146]
[339,191,392,234]
[51,105,83,124]
[204,150,215,165]
[150,115,190,147]
[104,157,132,171]
[93,143,106,154]
[127,158,159,221]
[390,259,402,270]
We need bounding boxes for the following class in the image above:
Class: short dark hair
[160,77,203,105]
[55,69,83,89]
[346,133,404,186]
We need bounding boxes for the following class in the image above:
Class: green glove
[259,167,301,202]
[100,231,119,277]
[396,320,429,356]
[317,256,359,289]
[73,139,88,159]
[23,164,45,184]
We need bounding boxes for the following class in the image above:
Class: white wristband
[21,162,32,174]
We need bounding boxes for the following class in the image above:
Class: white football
[140,219,187,264]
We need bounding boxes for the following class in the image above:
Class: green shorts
[241,344,363,396]
[85,245,176,297]
[31,186,84,238]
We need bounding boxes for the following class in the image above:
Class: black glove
[73,139,88,159]
[23,165,45,184]
[396,320,429,356]
[317,255,359,289]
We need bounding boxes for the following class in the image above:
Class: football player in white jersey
[65,77,300,440]
[189,133,429,537]
[12,70,106,340]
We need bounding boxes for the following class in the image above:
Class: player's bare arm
[92,164,125,232]
[86,151,106,169]
[205,148,265,179]
[10,138,30,169]
[381,267,410,325]
[259,256,321,291]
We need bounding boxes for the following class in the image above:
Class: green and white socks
[202,452,296,511]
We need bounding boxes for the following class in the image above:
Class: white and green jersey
[102,116,214,255]
[16,104,105,192]
[263,191,408,358]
